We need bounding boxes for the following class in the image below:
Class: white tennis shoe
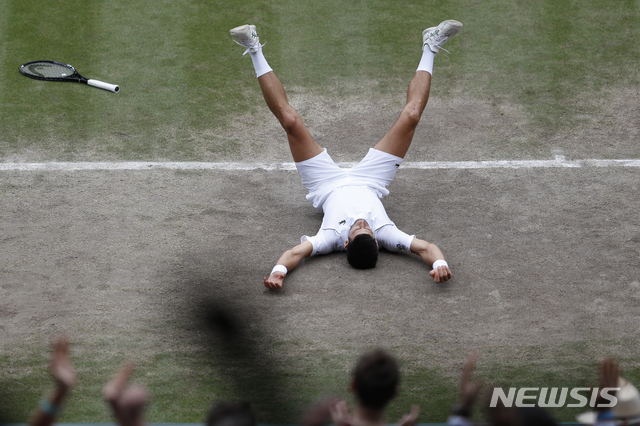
[422,20,463,54]
[230,24,263,55]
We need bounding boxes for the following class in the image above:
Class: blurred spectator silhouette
[303,348,419,426]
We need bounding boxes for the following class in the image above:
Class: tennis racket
[19,60,120,93]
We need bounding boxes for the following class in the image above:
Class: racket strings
[23,62,75,78]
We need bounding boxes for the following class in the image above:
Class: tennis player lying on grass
[230,20,461,289]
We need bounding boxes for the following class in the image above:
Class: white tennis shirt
[301,185,415,256]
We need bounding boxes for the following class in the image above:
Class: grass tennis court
[1,0,640,423]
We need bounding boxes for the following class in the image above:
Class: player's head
[345,219,378,269]
[351,349,399,410]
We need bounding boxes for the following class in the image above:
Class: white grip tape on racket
[87,79,120,93]
[432,259,448,269]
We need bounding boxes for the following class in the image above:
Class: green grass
[1,0,639,160]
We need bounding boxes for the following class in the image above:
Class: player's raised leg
[373,20,462,159]
[230,24,323,163]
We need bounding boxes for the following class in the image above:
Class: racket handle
[87,79,120,93]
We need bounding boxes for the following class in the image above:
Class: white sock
[250,47,273,78]
[416,47,435,75]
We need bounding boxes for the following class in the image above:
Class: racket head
[19,60,84,82]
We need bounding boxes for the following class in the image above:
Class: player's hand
[430,265,452,283]
[264,272,285,289]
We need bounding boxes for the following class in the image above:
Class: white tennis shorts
[295,148,404,211]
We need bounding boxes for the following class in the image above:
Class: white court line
[1,156,640,171]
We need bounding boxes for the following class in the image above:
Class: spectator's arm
[447,351,482,425]
[30,337,75,426]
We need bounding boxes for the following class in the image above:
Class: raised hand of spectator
[50,336,75,391]
[30,336,76,426]
[103,362,148,426]
[397,405,420,426]
[460,351,483,411]
[596,358,620,411]
[301,397,342,426]
[599,358,620,389]
[328,400,351,426]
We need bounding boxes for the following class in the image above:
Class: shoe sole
[422,20,463,52]
[230,24,251,37]
[422,20,463,39]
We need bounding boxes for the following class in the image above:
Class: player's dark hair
[353,349,399,409]
[206,402,256,426]
[346,234,378,269]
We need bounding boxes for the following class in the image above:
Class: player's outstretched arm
[264,240,314,289]
[410,238,452,283]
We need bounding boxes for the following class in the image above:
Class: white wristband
[432,259,448,269]
[271,264,288,276]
